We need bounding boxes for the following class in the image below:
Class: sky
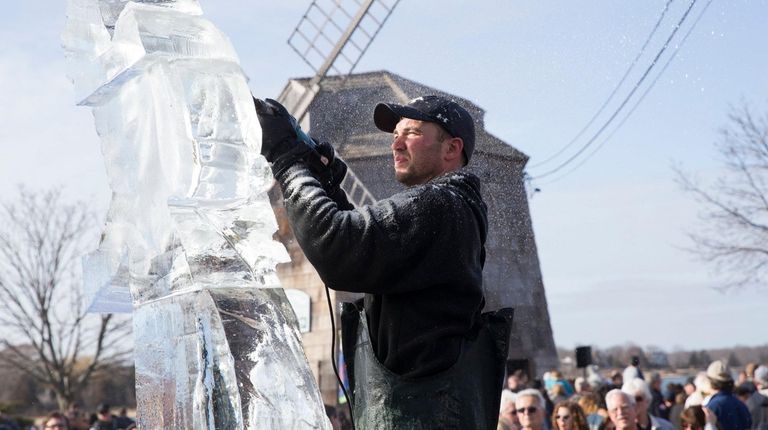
[1,1,766,352]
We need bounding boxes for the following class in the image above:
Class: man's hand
[311,141,348,190]
[253,97,300,163]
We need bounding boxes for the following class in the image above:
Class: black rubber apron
[341,302,513,430]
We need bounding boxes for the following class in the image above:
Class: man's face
[391,118,450,186]
[501,401,519,426]
[508,375,520,390]
[608,395,637,430]
[515,395,544,430]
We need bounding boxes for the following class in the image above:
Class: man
[89,404,116,430]
[648,372,668,419]
[753,366,768,430]
[622,378,675,430]
[606,389,638,430]
[704,360,753,430]
[499,390,520,430]
[515,389,547,430]
[254,95,511,429]
[508,369,529,392]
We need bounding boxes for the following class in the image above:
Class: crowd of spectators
[498,359,767,430]
[0,403,135,430]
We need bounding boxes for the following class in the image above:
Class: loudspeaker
[575,346,592,368]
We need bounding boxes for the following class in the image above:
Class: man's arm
[275,163,484,295]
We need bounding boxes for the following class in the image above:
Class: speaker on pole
[575,346,592,368]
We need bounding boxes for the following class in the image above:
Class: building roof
[279,70,528,163]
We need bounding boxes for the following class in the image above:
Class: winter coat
[276,163,488,378]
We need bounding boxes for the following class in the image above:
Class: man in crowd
[648,372,668,419]
[752,366,768,430]
[254,95,511,429]
[705,360,753,430]
[607,389,638,430]
[515,389,548,430]
[89,404,116,430]
[622,378,674,430]
[499,390,520,430]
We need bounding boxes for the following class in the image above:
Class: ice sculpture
[62,1,330,428]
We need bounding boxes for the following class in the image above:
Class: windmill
[278,0,402,208]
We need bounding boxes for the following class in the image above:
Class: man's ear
[445,137,464,163]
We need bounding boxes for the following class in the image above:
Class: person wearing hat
[704,360,752,430]
[254,95,512,429]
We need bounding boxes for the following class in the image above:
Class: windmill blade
[278,0,401,207]
[282,0,401,121]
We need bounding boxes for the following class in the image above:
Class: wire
[537,0,715,186]
[529,0,699,180]
[325,284,356,430]
[529,0,676,169]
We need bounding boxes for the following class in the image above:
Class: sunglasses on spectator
[556,415,571,420]
[516,407,538,415]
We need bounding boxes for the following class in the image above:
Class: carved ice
[62,1,330,428]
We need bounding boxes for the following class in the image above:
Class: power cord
[325,284,356,430]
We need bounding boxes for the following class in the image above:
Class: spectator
[0,411,19,430]
[586,366,607,391]
[753,366,768,430]
[516,388,548,430]
[685,378,698,398]
[735,380,768,430]
[578,393,608,430]
[686,373,713,409]
[499,389,520,430]
[649,373,667,419]
[606,389,638,430]
[65,403,88,430]
[680,405,717,430]
[745,364,759,382]
[575,378,593,395]
[552,401,589,430]
[509,370,530,393]
[89,404,116,430]
[755,366,768,398]
[113,408,133,430]
[622,378,675,430]
[611,372,625,389]
[42,412,69,430]
[670,393,687,430]
[703,360,752,430]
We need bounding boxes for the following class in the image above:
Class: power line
[529,0,699,180]
[529,0,676,169]
[537,0,715,186]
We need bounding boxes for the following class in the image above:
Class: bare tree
[0,187,129,410]
[676,103,768,290]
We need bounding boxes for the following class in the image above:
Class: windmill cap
[374,95,476,164]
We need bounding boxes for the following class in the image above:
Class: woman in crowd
[680,405,718,430]
[552,401,590,430]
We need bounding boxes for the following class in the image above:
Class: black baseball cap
[374,95,476,164]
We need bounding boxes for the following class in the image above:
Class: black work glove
[254,97,314,176]
[309,140,348,191]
